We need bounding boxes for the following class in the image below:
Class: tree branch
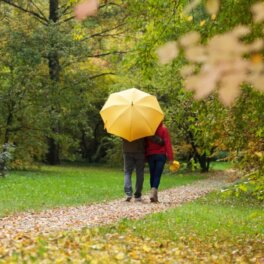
[80,22,126,41]
[58,4,72,19]
[87,51,126,58]
[89,72,115,79]
[29,0,48,22]
[0,0,49,24]
[98,2,123,9]
[58,15,75,24]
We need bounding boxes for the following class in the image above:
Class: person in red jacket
[145,122,173,202]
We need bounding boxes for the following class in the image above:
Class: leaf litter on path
[0,174,263,263]
[0,176,229,243]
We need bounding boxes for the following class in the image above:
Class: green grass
[1,163,263,263]
[114,192,263,241]
[86,191,263,262]
[0,165,204,217]
[210,161,233,171]
[3,190,261,263]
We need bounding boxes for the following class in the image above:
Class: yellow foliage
[169,160,180,172]
[200,20,206,27]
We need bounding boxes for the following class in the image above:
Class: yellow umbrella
[100,88,164,142]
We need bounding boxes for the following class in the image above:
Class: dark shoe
[134,192,141,198]
[125,196,132,202]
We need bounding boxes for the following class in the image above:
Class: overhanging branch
[89,72,115,79]
[0,0,49,24]
[87,51,126,58]
[29,0,48,21]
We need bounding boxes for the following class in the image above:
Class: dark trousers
[147,154,166,189]
[123,153,145,197]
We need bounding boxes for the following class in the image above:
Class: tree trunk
[46,0,61,165]
[0,112,13,176]
[198,153,210,173]
[46,137,60,165]
[188,131,210,173]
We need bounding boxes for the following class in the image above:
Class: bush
[0,143,15,177]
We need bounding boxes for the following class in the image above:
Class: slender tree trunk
[198,153,209,173]
[46,0,60,165]
[188,131,210,173]
[0,111,13,176]
[46,137,60,165]
[4,112,12,144]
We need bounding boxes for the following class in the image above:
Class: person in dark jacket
[145,122,173,202]
[122,138,145,202]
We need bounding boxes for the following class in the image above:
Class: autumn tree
[0,0,127,165]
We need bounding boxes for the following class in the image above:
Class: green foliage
[224,88,264,199]
[0,0,263,203]
[101,136,123,166]
[0,1,121,165]
[222,171,264,201]
[0,143,15,176]
[120,0,264,183]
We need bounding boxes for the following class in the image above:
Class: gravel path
[0,174,230,242]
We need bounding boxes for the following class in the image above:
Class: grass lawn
[90,192,263,263]
[1,162,262,263]
[0,164,205,217]
[115,192,263,240]
[209,161,234,170]
[2,190,262,263]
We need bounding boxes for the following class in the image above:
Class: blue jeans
[147,154,166,189]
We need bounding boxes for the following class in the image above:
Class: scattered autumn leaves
[0,228,263,263]
[73,0,264,106]
[157,1,264,106]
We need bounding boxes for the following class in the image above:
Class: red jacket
[145,123,173,161]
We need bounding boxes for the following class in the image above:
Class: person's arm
[163,127,173,162]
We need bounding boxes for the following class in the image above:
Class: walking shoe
[125,196,132,202]
[150,188,158,203]
[134,197,142,202]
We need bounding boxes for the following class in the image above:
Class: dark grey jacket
[122,138,145,153]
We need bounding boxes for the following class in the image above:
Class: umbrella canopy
[100,88,164,142]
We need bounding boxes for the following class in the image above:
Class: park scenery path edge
[0,173,231,243]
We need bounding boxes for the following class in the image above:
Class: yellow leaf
[211,14,217,20]
[200,20,206,27]
[250,54,263,64]
[170,160,180,172]
[90,244,105,250]
[129,251,140,259]
[143,245,151,252]
[115,252,125,260]
[254,152,263,158]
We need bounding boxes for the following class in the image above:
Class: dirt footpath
[0,174,230,243]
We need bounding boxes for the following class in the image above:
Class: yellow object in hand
[169,160,180,172]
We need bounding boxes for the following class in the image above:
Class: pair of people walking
[123,122,173,203]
